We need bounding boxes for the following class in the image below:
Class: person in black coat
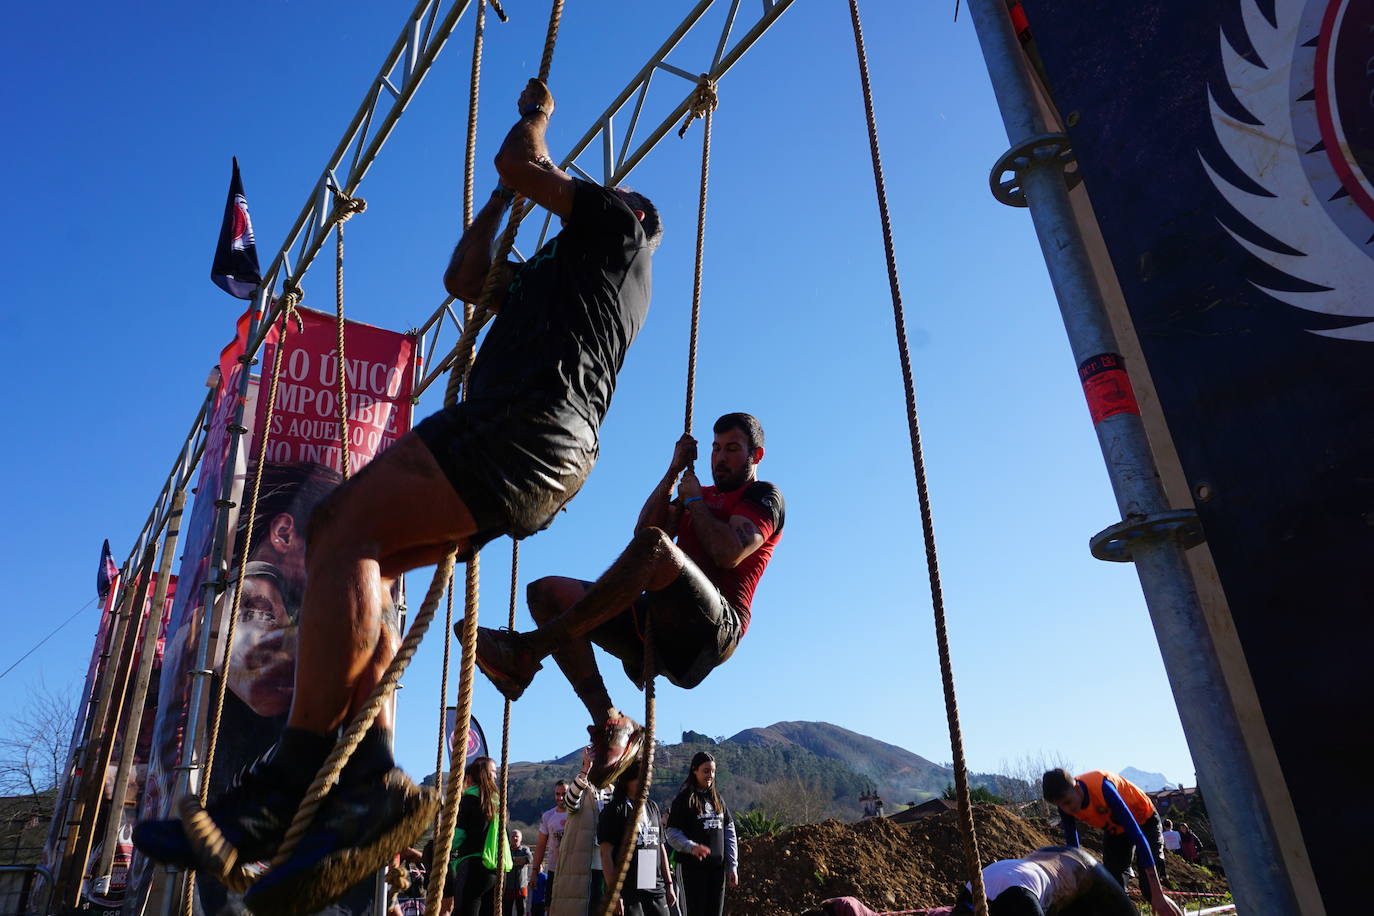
[664,753,736,916]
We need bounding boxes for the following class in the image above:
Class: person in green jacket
[445,757,503,916]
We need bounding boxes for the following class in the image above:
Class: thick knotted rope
[681,78,715,434]
[427,0,565,907]
[598,633,657,916]
[677,75,718,139]
[600,67,717,916]
[494,539,518,907]
[431,0,486,878]
[425,0,494,902]
[847,1,988,913]
[329,192,367,479]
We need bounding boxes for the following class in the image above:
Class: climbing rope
[600,71,717,916]
[329,191,367,478]
[426,0,565,906]
[433,578,455,832]
[463,0,486,230]
[680,76,715,434]
[494,539,518,907]
[846,1,987,914]
[598,634,657,916]
[423,555,481,915]
[430,0,485,878]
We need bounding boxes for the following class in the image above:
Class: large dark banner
[1018,0,1374,908]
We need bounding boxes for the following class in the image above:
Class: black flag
[210,157,262,299]
[96,539,118,603]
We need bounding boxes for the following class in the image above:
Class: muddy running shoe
[586,709,644,788]
[243,767,438,916]
[132,754,305,871]
[471,626,542,701]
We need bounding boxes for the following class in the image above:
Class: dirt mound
[733,805,1228,915]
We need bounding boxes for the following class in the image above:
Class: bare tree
[755,775,831,825]
[0,680,78,797]
[998,749,1075,816]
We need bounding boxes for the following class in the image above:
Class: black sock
[340,724,396,781]
[262,728,336,789]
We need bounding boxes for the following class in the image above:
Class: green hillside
[451,721,1026,835]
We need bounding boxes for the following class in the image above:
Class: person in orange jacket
[1041,769,1182,916]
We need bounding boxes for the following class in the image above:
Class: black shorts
[414,398,596,553]
[586,556,742,689]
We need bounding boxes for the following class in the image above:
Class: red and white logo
[1203,0,1374,341]
[230,192,256,252]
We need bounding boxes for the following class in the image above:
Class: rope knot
[278,286,306,332]
[677,75,718,138]
[330,193,368,225]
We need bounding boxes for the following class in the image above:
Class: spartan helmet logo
[1203,0,1374,341]
[230,192,256,251]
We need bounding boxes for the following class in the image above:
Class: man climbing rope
[1041,769,1183,915]
[474,413,783,786]
[132,77,663,913]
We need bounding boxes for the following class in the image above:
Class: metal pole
[61,541,159,909]
[94,489,187,884]
[161,305,263,916]
[52,556,135,902]
[964,1,1299,912]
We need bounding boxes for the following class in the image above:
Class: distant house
[888,798,957,824]
[1148,786,1197,817]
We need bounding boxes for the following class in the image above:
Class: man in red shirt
[475,413,784,785]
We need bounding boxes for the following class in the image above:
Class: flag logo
[229,193,255,252]
[211,157,263,300]
[1202,0,1374,341]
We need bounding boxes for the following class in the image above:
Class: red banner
[256,308,415,471]
[129,307,418,916]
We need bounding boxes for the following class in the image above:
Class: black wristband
[520,104,549,118]
[492,184,516,204]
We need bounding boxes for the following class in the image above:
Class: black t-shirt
[667,790,731,869]
[597,797,665,894]
[454,789,490,861]
[466,179,653,446]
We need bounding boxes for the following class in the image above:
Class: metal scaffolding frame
[49,386,212,908]
[55,2,803,914]
[413,0,798,395]
[246,0,480,357]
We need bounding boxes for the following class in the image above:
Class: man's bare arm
[683,503,765,570]
[636,435,697,535]
[494,79,576,219]
[443,192,514,307]
[531,831,548,874]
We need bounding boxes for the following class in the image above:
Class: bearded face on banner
[223,463,340,717]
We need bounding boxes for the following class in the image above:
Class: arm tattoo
[732,518,759,547]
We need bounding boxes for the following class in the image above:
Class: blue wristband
[684,496,704,505]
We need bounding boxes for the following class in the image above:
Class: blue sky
[0,0,1197,795]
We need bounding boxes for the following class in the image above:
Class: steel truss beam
[80,2,798,902]
[413,0,799,395]
[248,0,478,355]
